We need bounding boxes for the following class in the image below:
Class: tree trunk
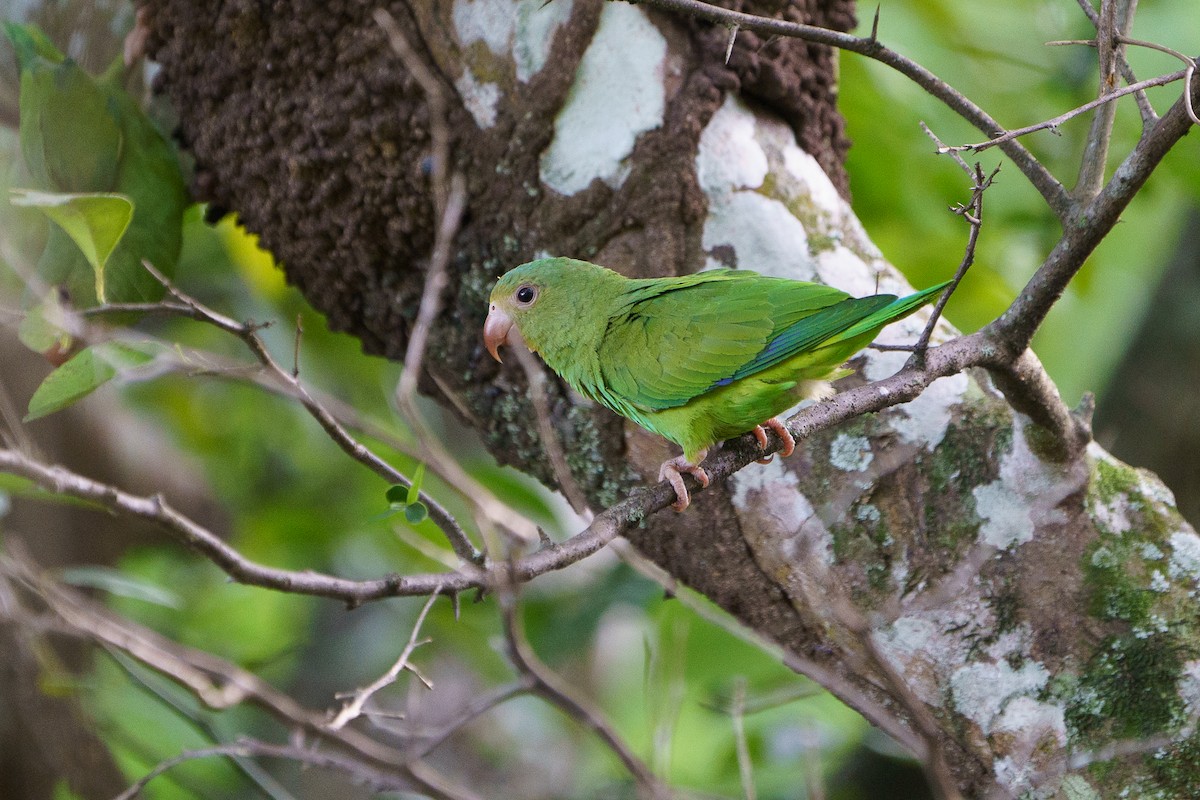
[142,1,1200,796]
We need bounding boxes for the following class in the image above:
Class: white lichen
[1168,530,1200,585]
[1178,660,1200,718]
[830,433,873,472]
[701,191,813,277]
[696,95,768,195]
[730,457,811,532]
[453,0,518,54]
[950,659,1050,735]
[972,417,1069,550]
[538,2,667,195]
[696,95,827,279]
[455,69,500,128]
[513,0,574,81]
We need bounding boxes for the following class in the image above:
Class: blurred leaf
[10,189,133,303]
[17,293,70,355]
[25,341,152,421]
[52,781,85,800]
[59,565,183,608]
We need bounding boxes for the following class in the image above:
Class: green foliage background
[1,1,1198,798]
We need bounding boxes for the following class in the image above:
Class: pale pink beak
[483,305,514,363]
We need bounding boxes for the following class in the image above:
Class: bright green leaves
[10,189,134,303]
[25,342,153,422]
[385,462,429,524]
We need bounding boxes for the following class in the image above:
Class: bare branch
[130,262,480,564]
[631,0,1072,219]
[404,679,535,761]
[374,9,539,548]
[989,85,1200,353]
[944,68,1187,154]
[0,547,483,800]
[496,568,668,799]
[1116,34,1200,125]
[731,677,756,800]
[113,740,407,800]
[986,349,1089,459]
[513,344,594,518]
[327,586,442,730]
[1071,0,1134,202]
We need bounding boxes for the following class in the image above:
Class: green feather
[488,258,948,463]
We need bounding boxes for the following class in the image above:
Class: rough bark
[141,1,1200,796]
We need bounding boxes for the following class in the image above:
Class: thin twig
[633,0,1072,219]
[1071,0,1131,202]
[373,9,450,217]
[916,163,997,354]
[375,8,539,547]
[731,677,756,800]
[1073,0,1157,125]
[327,586,442,730]
[0,547,482,800]
[944,68,1187,153]
[495,567,668,799]
[1116,34,1200,125]
[404,679,535,760]
[513,344,593,518]
[112,740,408,800]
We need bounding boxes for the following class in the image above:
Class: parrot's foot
[659,452,709,512]
[753,418,796,464]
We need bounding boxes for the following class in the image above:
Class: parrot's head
[484,257,622,363]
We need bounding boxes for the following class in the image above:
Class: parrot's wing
[598,272,859,411]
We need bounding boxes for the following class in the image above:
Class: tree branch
[631,0,1073,220]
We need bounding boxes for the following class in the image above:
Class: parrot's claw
[659,453,709,512]
[753,418,796,463]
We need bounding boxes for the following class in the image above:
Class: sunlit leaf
[10,189,134,303]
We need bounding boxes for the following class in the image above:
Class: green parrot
[484,257,950,511]
[5,21,187,305]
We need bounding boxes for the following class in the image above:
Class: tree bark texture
[143,1,1200,796]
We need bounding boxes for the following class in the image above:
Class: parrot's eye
[514,285,538,306]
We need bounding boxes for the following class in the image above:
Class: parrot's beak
[483,305,514,363]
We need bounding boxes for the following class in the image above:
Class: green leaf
[25,342,153,421]
[10,189,134,303]
[17,295,70,355]
[385,484,408,505]
[406,462,426,505]
[404,501,428,525]
[59,566,183,608]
